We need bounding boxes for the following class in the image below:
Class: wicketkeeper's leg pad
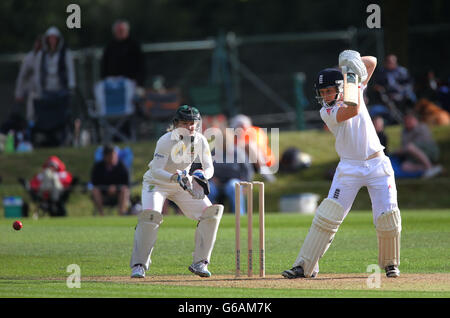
[376,209,401,269]
[130,210,163,271]
[193,204,224,264]
[294,198,346,277]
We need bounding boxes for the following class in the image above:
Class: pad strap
[138,209,163,225]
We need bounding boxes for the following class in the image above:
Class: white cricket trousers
[141,181,212,220]
[327,154,398,224]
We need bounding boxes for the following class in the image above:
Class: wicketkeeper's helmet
[172,105,202,132]
[173,105,201,122]
[314,68,344,107]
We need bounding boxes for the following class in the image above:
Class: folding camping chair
[90,77,137,143]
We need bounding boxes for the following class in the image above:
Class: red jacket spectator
[30,156,73,200]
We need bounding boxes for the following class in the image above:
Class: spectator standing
[32,26,76,147]
[91,144,130,216]
[101,20,146,87]
[15,34,42,122]
[34,26,76,101]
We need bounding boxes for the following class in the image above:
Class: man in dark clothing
[101,20,145,87]
[91,144,130,215]
[373,54,416,111]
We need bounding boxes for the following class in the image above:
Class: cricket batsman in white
[282,50,401,279]
[130,105,223,278]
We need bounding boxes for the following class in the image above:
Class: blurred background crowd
[0,0,449,217]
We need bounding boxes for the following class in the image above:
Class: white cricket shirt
[319,85,384,161]
[143,130,214,185]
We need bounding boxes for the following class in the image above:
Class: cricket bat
[342,66,359,106]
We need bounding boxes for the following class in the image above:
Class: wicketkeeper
[282,50,401,279]
[130,105,223,278]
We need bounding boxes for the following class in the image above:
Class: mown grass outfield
[0,210,449,298]
[0,125,449,299]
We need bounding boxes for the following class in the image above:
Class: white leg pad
[376,209,401,268]
[130,210,163,271]
[294,198,345,277]
[193,204,224,263]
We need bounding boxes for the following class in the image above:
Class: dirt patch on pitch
[85,273,450,292]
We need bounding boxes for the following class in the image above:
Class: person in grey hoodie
[34,26,76,97]
[32,26,76,146]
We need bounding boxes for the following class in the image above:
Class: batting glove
[339,50,368,82]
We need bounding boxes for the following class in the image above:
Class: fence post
[294,72,308,130]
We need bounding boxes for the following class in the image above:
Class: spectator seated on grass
[90,144,130,216]
[19,155,78,217]
[389,110,443,179]
[207,129,254,214]
[230,114,277,183]
[373,54,417,112]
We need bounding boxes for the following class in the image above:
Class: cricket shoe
[281,266,316,279]
[385,265,400,278]
[131,264,145,278]
[188,260,211,278]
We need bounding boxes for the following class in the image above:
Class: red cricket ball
[13,220,23,231]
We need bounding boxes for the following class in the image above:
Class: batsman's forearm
[361,56,377,69]
[361,56,377,85]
